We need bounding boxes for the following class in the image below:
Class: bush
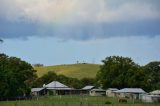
[105,101,112,104]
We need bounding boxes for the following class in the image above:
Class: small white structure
[141,94,160,103]
[90,89,106,96]
[114,88,146,99]
[106,88,118,97]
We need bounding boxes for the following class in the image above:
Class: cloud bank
[0,0,160,40]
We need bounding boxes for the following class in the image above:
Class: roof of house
[82,86,95,90]
[114,88,146,93]
[47,87,74,90]
[45,81,68,88]
[150,90,160,95]
[31,88,44,92]
[90,89,106,92]
[107,88,118,91]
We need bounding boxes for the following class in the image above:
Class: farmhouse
[106,88,118,97]
[114,88,146,99]
[89,89,106,96]
[44,81,75,95]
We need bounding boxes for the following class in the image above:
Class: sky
[0,0,160,66]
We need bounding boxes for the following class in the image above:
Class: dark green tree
[81,78,96,87]
[143,61,160,90]
[96,56,145,89]
[0,54,37,98]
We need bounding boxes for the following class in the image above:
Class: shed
[31,88,46,96]
[106,88,118,97]
[81,85,95,95]
[114,88,146,99]
[89,89,106,96]
[141,94,160,103]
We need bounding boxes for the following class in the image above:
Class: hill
[34,64,100,79]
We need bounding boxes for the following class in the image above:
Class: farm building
[106,88,118,97]
[114,88,146,99]
[31,88,46,96]
[81,85,95,95]
[89,89,106,96]
[141,94,160,103]
[44,81,76,95]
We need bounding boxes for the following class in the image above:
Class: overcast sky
[0,0,160,66]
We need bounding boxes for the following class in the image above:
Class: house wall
[115,93,139,99]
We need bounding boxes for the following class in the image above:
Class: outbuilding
[114,88,146,99]
[89,89,106,96]
[31,88,46,96]
[106,88,118,97]
[141,94,160,103]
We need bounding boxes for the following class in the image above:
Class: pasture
[0,96,159,106]
[34,64,100,79]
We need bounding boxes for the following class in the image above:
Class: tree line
[0,54,160,99]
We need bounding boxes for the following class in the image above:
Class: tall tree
[143,61,160,90]
[96,56,145,89]
[0,54,37,98]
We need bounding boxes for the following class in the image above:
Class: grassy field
[0,96,159,106]
[34,64,100,79]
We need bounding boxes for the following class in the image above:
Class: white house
[44,81,75,95]
[106,88,118,97]
[114,88,146,99]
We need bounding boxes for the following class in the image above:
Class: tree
[0,54,37,98]
[33,71,83,89]
[143,61,160,90]
[96,56,145,89]
[81,78,96,87]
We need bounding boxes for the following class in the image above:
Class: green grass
[34,64,100,79]
[0,96,159,106]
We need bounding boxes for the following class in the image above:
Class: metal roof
[82,86,95,90]
[114,88,146,93]
[31,88,44,92]
[150,90,160,95]
[47,87,74,90]
[90,89,106,92]
[107,88,118,91]
[45,81,68,88]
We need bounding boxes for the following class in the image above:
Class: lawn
[34,64,100,79]
[0,96,159,106]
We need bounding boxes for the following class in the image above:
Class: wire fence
[0,101,160,106]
